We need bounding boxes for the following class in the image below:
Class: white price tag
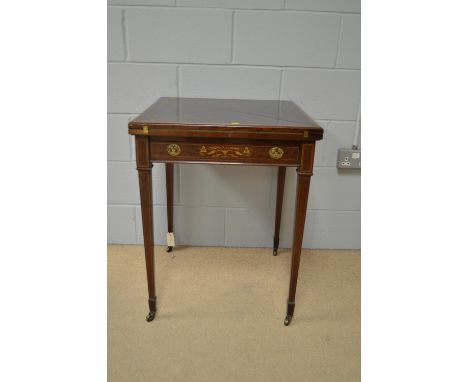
[166,232,175,247]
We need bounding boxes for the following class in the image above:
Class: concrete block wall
[107,0,361,249]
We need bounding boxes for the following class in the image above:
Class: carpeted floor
[108,245,360,382]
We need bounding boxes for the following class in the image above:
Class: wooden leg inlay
[165,163,174,253]
[137,165,157,322]
[273,167,286,256]
[284,169,312,326]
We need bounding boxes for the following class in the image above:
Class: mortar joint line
[223,209,227,247]
[230,11,236,64]
[279,69,284,101]
[108,5,360,16]
[334,15,344,68]
[122,9,129,61]
[176,64,180,97]
[108,61,360,71]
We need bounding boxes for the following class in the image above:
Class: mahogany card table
[128,97,323,326]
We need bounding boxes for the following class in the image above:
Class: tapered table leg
[136,136,157,322]
[284,169,312,326]
[138,165,157,322]
[273,167,286,256]
[165,163,174,253]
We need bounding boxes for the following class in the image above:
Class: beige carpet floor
[108,245,360,382]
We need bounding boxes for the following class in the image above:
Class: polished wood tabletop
[129,97,323,141]
[128,97,323,326]
[131,97,319,126]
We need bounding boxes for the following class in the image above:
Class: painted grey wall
[107,0,361,249]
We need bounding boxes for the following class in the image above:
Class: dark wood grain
[165,163,174,233]
[135,136,157,321]
[129,97,323,325]
[284,172,311,325]
[284,143,316,326]
[150,141,300,165]
[131,97,319,127]
[165,163,174,253]
[273,167,286,256]
[128,97,323,142]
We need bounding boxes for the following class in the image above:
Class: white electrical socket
[337,148,361,169]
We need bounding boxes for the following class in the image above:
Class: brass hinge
[143,126,149,134]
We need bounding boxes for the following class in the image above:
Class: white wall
[107,0,361,249]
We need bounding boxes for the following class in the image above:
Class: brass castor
[273,247,278,256]
[166,246,173,253]
[146,311,156,322]
[284,315,293,326]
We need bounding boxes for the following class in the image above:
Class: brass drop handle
[269,147,284,159]
[167,144,181,156]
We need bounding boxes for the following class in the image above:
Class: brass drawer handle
[167,144,181,156]
[269,147,284,159]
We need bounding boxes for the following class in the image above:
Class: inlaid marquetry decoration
[167,144,181,156]
[269,147,284,159]
[129,98,325,326]
[199,145,252,158]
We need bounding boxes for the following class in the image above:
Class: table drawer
[150,142,300,165]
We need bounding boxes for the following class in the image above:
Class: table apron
[149,141,300,166]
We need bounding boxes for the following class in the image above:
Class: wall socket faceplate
[337,148,361,169]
